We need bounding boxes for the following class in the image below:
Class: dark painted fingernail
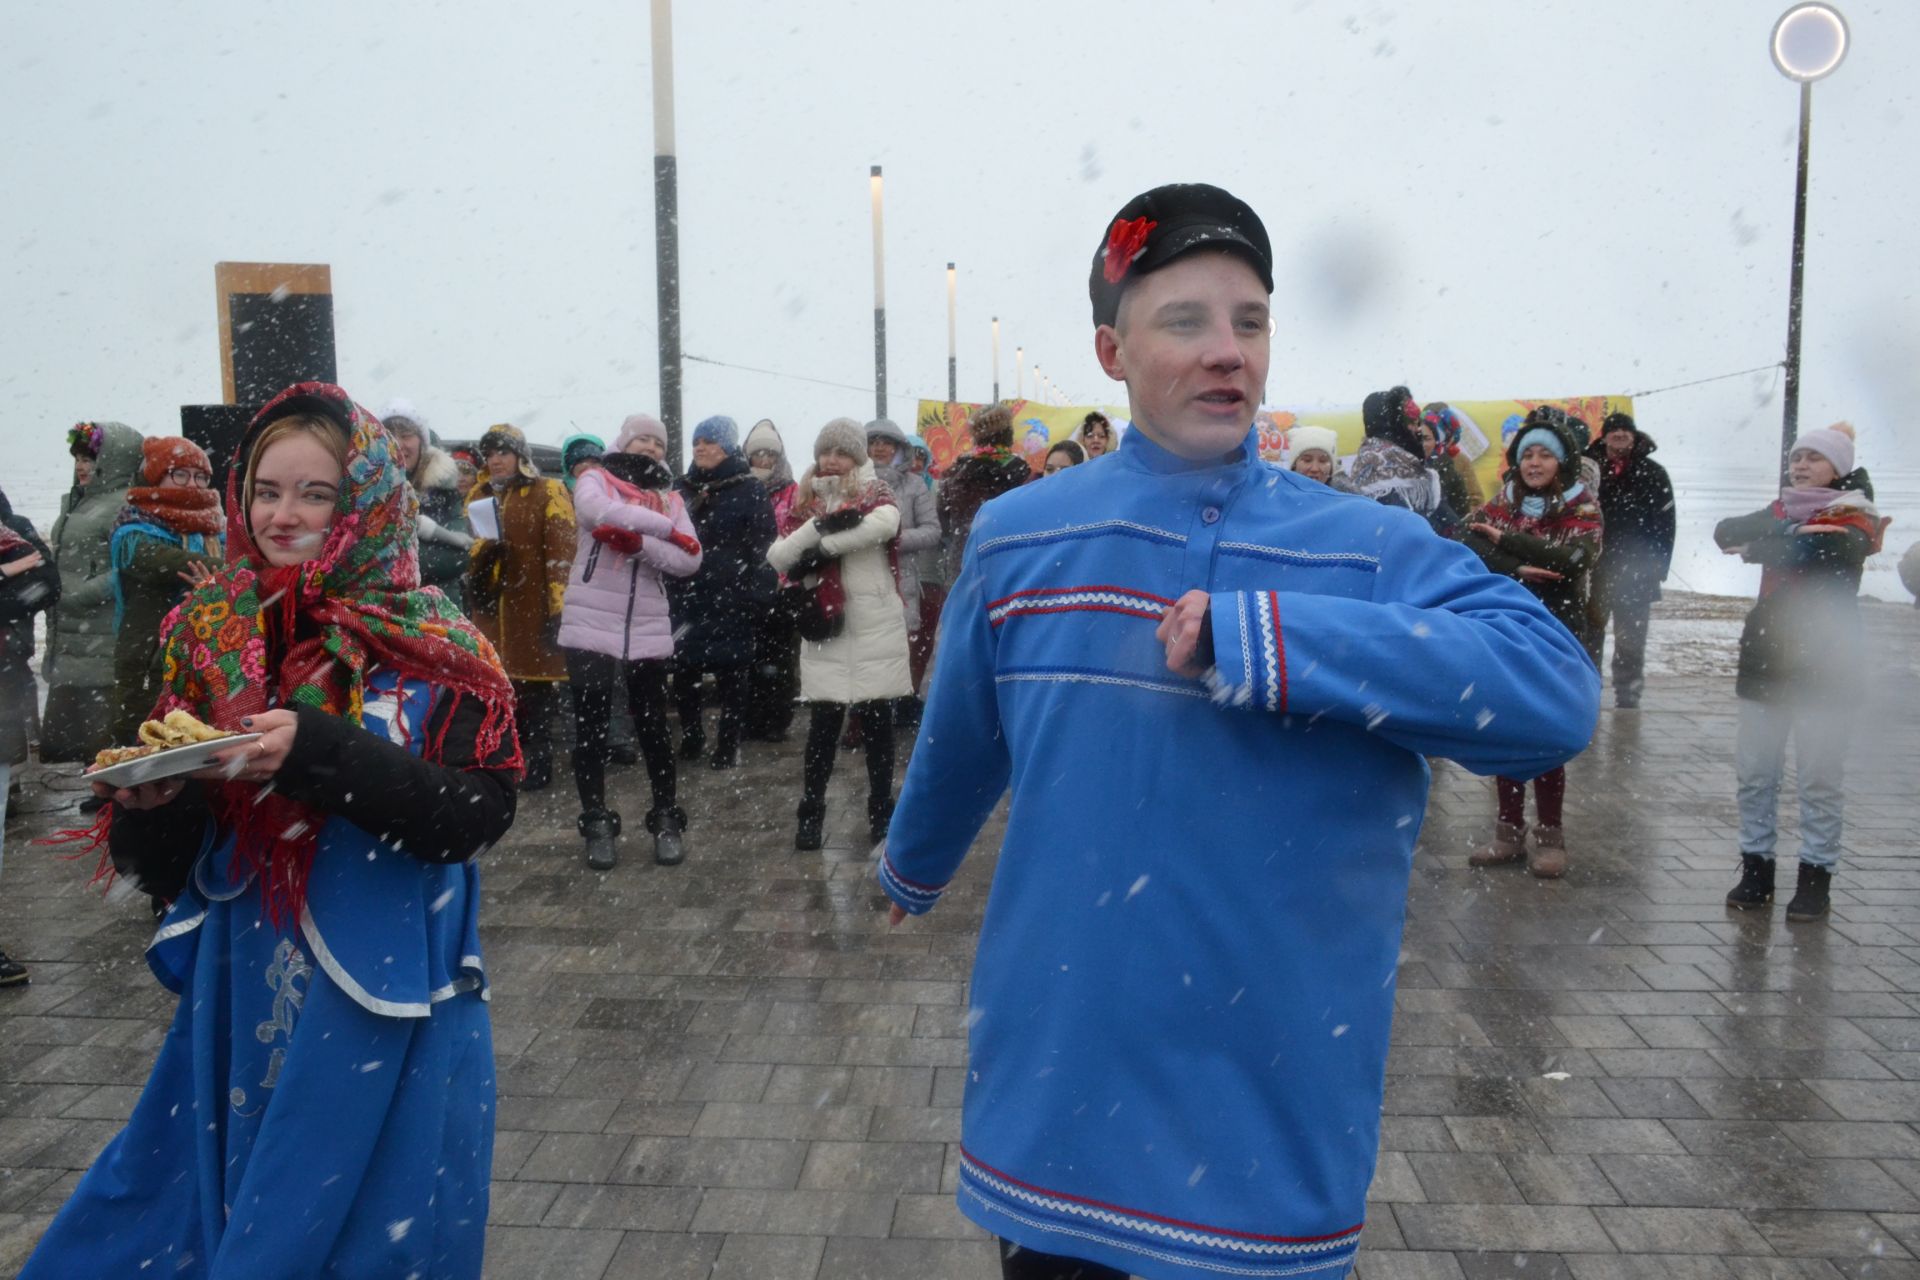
[240,717,253,727]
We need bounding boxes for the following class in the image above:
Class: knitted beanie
[377,397,427,439]
[692,415,741,454]
[814,417,868,463]
[1286,425,1339,464]
[139,436,213,486]
[743,418,783,456]
[1791,422,1856,477]
[1514,425,1568,463]
[561,433,605,473]
[615,413,668,453]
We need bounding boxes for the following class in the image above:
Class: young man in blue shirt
[880,184,1599,1280]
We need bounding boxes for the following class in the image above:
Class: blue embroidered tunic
[879,427,1598,1278]
[21,674,497,1280]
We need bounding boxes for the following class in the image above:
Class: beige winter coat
[767,464,913,705]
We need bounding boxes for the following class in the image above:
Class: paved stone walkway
[2,596,1917,1279]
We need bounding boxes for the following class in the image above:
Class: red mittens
[592,525,643,554]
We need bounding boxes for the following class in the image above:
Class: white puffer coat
[767,462,913,705]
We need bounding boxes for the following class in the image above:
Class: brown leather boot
[1470,821,1528,867]
[1529,825,1569,879]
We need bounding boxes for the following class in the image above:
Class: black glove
[814,508,865,535]
[542,615,564,649]
[787,547,833,579]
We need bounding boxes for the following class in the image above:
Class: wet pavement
[2,594,1917,1280]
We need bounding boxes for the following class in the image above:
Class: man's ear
[1094,324,1126,383]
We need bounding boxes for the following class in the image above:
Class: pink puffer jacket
[558,469,702,661]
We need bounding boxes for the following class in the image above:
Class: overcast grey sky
[5,0,1915,592]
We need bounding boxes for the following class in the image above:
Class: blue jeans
[1735,697,1849,868]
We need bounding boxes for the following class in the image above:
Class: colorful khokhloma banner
[919,395,1633,488]
[1254,396,1634,496]
[916,400,1129,475]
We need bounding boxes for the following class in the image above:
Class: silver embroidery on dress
[233,937,313,1113]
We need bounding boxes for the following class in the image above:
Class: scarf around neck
[118,484,223,537]
[150,383,519,924]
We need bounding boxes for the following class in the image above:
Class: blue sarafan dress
[22,674,495,1279]
[877,426,1599,1279]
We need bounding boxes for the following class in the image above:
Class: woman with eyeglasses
[108,438,224,748]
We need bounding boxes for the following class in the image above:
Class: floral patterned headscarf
[152,381,519,923]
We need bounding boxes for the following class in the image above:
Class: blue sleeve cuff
[876,848,948,916]
[1206,591,1287,712]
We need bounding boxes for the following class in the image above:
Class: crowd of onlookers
[0,390,1912,985]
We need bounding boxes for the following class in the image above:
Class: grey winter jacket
[865,419,940,631]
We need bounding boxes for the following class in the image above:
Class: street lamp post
[650,0,683,467]
[946,263,958,403]
[871,166,887,420]
[991,317,1000,402]
[1769,2,1849,481]
[1015,346,1024,400]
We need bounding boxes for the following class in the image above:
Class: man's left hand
[1156,589,1214,678]
[195,709,298,783]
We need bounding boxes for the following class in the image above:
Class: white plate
[86,733,264,789]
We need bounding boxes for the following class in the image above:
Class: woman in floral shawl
[24,383,519,1280]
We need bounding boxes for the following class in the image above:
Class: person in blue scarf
[876,184,1599,1280]
[108,436,224,746]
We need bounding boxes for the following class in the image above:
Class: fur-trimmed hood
[413,444,463,495]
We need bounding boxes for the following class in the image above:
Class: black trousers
[672,662,749,749]
[566,649,675,818]
[510,679,558,779]
[801,701,894,816]
[998,1238,1128,1280]
[746,613,800,740]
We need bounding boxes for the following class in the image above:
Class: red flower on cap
[1102,216,1157,285]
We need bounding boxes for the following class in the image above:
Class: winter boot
[1527,825,1569,879]
[795,799,826,852]
[579,809,621,871]
[708,733,740,771]
[1470,821,1528,868]
[1785,862,1832,922]
[867,793,896,847]
[521,753,553,793]
[678,729,706,761]
[650,806,688,867]
[1724,854,1775,910]
[0,946,27,987]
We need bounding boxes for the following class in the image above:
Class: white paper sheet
[467,496,500,541]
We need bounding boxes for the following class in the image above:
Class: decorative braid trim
[1218,541,1379,571]
[978,519,1187,558]
[995,667,1209,701]
[988,584,1175,628]
[877,852,945,910]
[960,1149,1363,1263]
[967,1193,1360,1278]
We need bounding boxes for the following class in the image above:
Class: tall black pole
[1781,80,1812,483]
[871,166,887,420]
[651,0,683,470]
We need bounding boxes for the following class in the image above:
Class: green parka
[42,421,145,760]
